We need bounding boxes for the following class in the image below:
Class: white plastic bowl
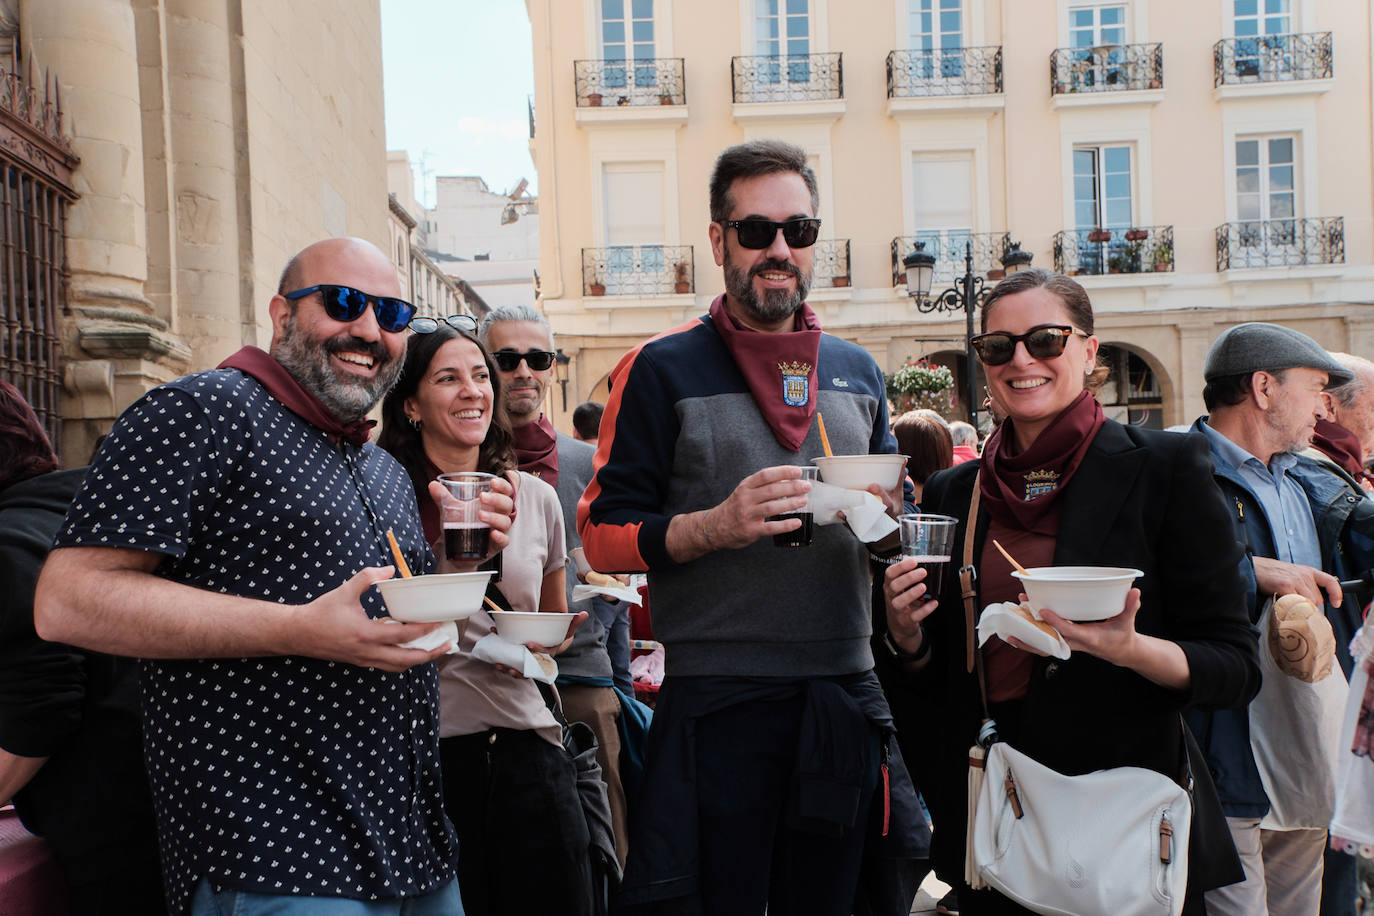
[1011,566,1143,622]
[374,571,495,623]
[489,610,578,647]
[811,454,907,491]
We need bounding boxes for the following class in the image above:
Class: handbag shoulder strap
[960,471,993,726]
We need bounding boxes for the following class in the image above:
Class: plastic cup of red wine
[438,472,495,560]
[770,465,820,547]
[898,513,958,596]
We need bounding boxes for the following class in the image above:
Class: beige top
[437,472,566,745]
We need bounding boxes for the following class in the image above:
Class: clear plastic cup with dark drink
[770,466,820,547]
[898,514,958,597]
[438,472,494,561]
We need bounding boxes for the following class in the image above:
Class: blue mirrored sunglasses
[283,284,416,333]
[408,314,479,334]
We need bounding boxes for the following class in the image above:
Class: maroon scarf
[218,346,375,447]
[709,295,822,452]
[512,414,559,488]
[1313,418,1374,488]
[979,390,1105,534]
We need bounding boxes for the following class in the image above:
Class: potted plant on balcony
[885,358,956,417]
[586,91,603,107]
[1124,228,1149,242]
[659,91,675,105]
[1087,227,1112,243]
[673,260,691,294]
[831,274,850,288]
[588,273,606,297]
[1150,239,1174,272]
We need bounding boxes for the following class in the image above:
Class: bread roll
[1013,604,1061,640]
[1268,593,1336,683]
[584,570,620,589]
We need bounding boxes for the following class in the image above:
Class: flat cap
[1203,322,1353,387]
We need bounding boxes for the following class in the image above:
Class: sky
[381,1,537,208]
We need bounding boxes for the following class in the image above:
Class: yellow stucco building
[527,0,1374,432]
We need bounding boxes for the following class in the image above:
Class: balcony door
[604,163,666,294]
[1068,3,1127,88]
[1235,135,1297,266]
[601,0,657,100]
[909,0,963,81]
[912,152,973,284]
[755,0,811,84]
[1073,146,1132,273]
[1233,0,1292,80]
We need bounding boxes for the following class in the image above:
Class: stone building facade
[2,0,391,464]
[526,0,1374,433]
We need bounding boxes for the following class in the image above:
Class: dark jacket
[0,467,164,908]
[1188,417,1374,817]
[897,421,1259,894]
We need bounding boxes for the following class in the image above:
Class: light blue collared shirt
[1200,419,1322,568]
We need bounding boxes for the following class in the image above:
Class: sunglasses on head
[492,349,556,372]
[408,314,479,334]
[722,217,822,250]
[970,325,1090,366]
[283,284,416,333]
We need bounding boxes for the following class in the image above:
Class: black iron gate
[0,38,76,455]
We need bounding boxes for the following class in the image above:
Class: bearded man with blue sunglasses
[36,238,515,916]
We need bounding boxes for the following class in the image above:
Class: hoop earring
[408,417,421,430]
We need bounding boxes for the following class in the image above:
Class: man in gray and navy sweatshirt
[578,140,928,916]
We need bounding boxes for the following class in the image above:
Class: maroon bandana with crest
[218,346,375,447]
[512,414,559,488]
[979,390,1105,534]
[1312,418,1374,488]
[709,295,822,452]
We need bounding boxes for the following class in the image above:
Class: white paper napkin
[572,582,644,605]
[977,601,1071,660]
[389,619,461,654]
[808,481,900,543]
[471,633,559,684]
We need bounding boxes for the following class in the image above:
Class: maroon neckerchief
[708,295,822,452]
[1312,418,1374,488]
[218,346,375,447]
[513,414,559,488]
[979,390,1105,535]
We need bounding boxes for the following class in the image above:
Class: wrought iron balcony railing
[574,57,685,107]
[886,47,1003,97]
[890,232,1011,287]
[582,245,694,297]
[1050,43,1163,95]
[732,52,842,103]
[813,239,851,288]
[1213,32,1332,87]
[1215,217,1343,270]
[1053,226,1175,276]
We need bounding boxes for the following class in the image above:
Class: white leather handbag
[972,740,1192,916]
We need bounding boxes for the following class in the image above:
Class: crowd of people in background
[2,139,1374,916]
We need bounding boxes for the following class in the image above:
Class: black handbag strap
[961,471,997,740]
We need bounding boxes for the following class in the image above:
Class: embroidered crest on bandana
[1023,468,1060,501]
[778,361,811,408]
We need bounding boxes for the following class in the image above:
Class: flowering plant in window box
[886,358,956,415]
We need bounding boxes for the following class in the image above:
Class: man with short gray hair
[479,305,631,869]
[1307,353,1374,493]
[948,420,979,464]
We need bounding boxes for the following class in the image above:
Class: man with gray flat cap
[1185,322,1374,916]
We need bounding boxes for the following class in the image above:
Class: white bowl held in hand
[374,571,495,623]
[811,454,907,491]
[489,610,579,646]
[1011,566,1144,622]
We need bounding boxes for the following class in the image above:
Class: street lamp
[554,348,571,411]
[902,240,1033,429]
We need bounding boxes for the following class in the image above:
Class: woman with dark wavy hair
[379,322,593,916]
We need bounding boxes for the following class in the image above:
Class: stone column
[164,0,248,367]
[22,0,188,462]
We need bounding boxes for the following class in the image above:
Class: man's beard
[271,314,403,421]
[723,254,812,325]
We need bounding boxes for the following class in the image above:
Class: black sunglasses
[492,349,556,372]
[409,314,479,334]
[970,325,1090,366]
[283,284,416,333]
[722,217,822,250]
